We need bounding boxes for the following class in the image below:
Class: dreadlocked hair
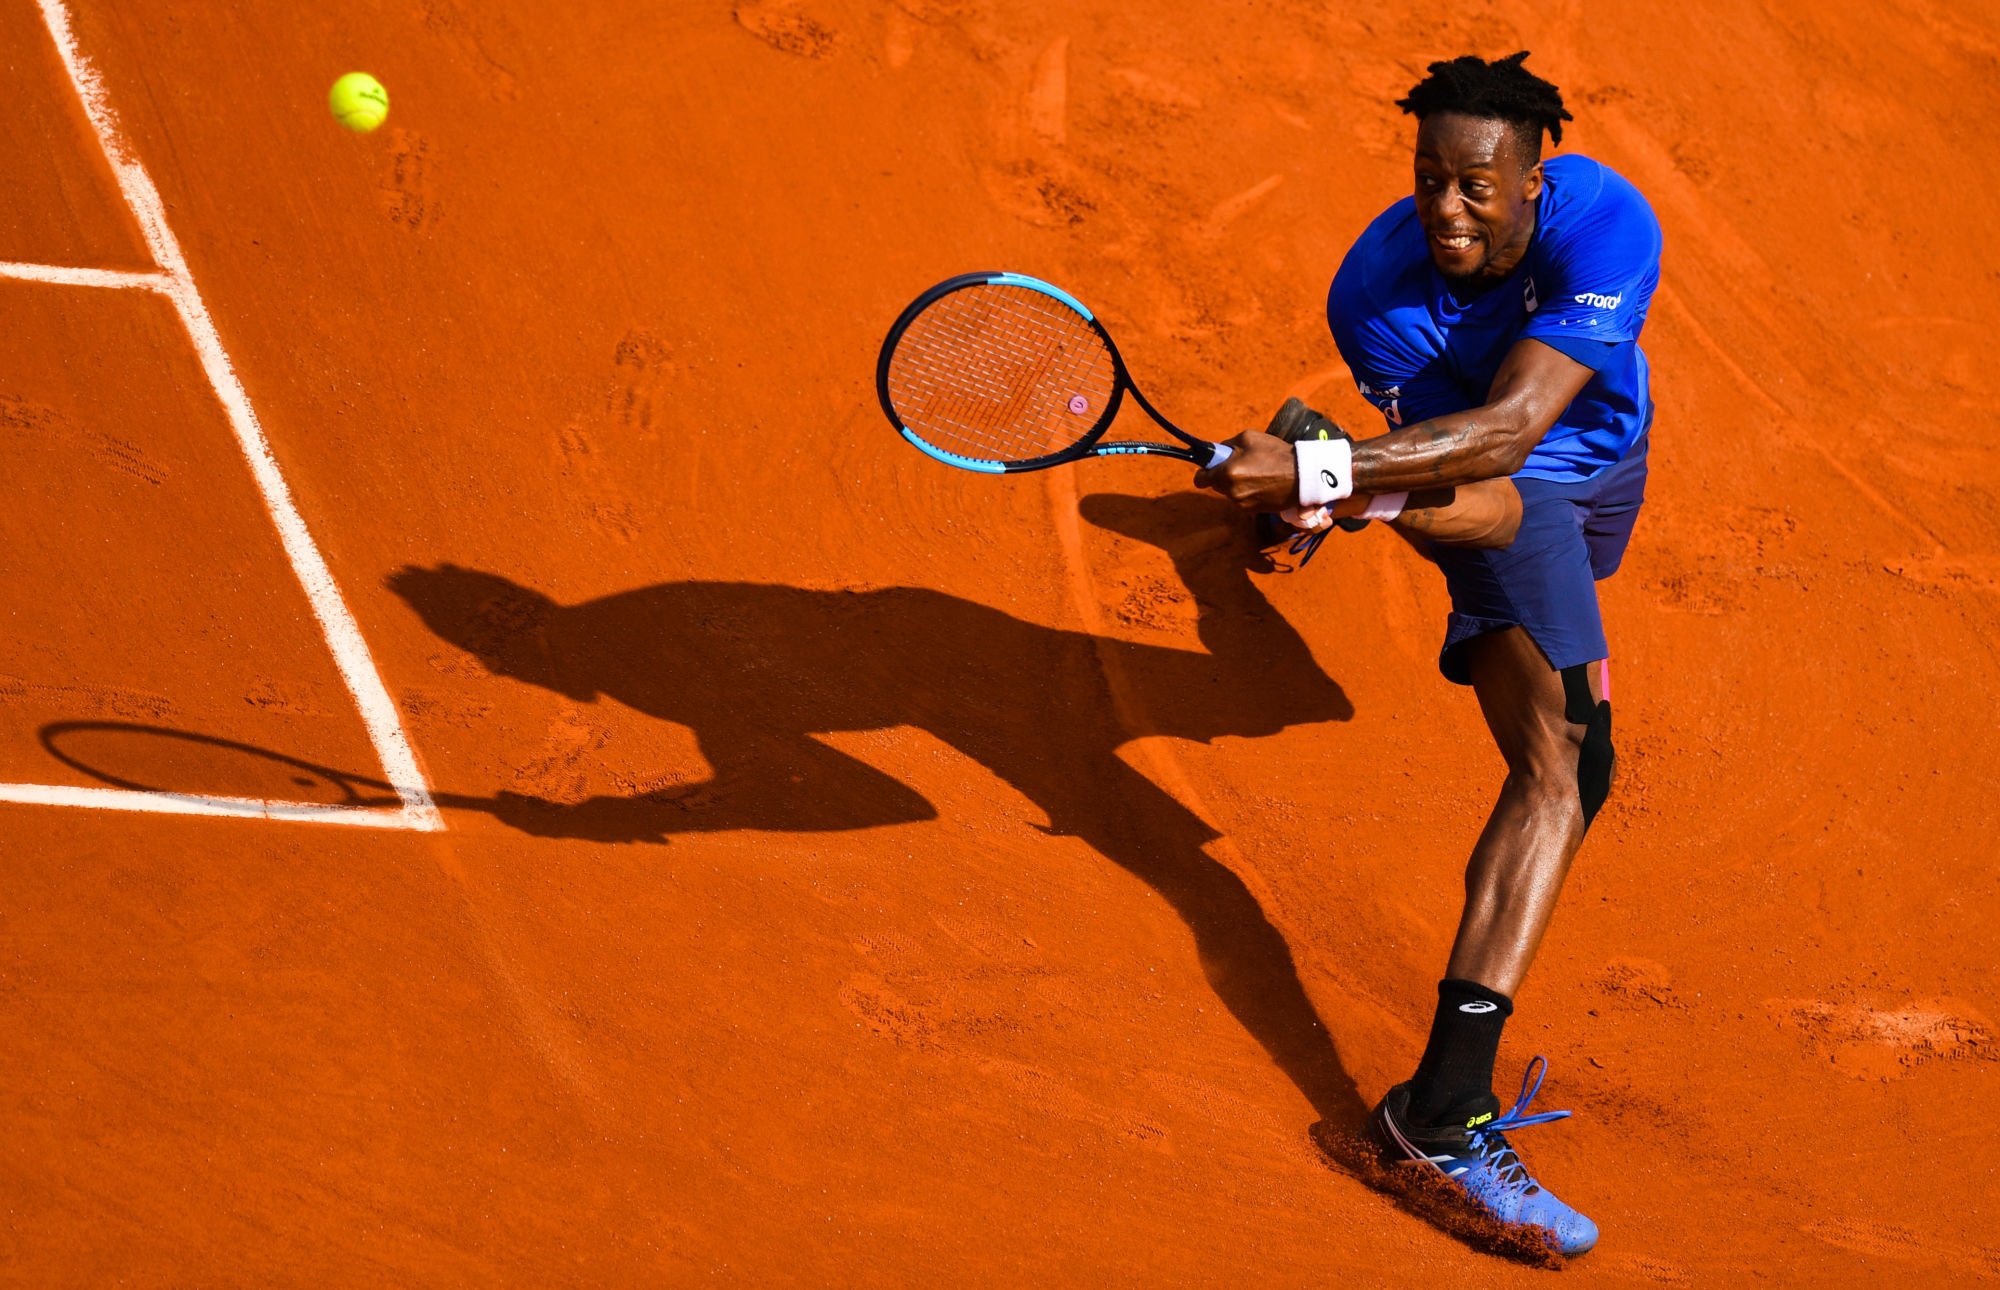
[1395,51,1572,157]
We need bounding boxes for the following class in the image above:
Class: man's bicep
[1489,338,1597,434]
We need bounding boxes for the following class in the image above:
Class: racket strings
[886,285,1117,464]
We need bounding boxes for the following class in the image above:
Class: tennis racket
[876,271,1234,473]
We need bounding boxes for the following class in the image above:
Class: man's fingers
[1194,428,1299,512]
[1193,431,1251,493]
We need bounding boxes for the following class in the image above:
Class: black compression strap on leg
[1561,663,1614,828]
[1579,699,1612,826]
[1560,661,1596,725]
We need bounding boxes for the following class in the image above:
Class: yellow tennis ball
[329,72,389,133]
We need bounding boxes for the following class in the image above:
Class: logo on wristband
[1458,1000,1500,1014]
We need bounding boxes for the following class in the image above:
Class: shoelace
[1288,527,1331,567]
[1464,1055,1574,1196]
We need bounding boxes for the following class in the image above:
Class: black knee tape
[1561,663,1614,828]
[1578,700,1613,826]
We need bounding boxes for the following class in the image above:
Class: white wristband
[1295,437,1354,506]
[1359,491,1408,522]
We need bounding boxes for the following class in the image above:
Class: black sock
[1406,978,1513,1126]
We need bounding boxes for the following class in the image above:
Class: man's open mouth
[1431,230,1479,252]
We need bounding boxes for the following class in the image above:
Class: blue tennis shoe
[1369,1056,1599,1257]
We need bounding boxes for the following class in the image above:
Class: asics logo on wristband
[1295,435,1354,506]
[1458,1000,1500,1014]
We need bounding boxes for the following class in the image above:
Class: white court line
[0,782,435,829]
[1,0,443,832]
[0,260,168,290]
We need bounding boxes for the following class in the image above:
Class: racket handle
[1202,441,1234,469]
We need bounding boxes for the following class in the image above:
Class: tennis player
[1197,51,1661,1256]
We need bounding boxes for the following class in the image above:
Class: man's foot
[1369,1057,1599,1257]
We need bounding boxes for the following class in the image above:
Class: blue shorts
[1423,436,1649,685]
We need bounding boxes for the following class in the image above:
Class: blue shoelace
[1463,1056,1574,1195]
[1289,527,1332,567]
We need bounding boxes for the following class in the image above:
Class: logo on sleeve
[1523,276,1539,313]
[1573,290,1623,310]
[1356,379,1403,426]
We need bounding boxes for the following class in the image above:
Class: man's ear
[1522,159,1545,202]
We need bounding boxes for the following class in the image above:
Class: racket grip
[1202,441,1234,469]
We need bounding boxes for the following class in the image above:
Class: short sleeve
[1531,333,1624,372]
[1520,170,1662,348]
[1328,267,1477,429]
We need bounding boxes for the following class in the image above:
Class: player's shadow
[388,490,1363,1123]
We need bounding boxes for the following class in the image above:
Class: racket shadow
[380,492,1364,1121]
[35,719,530,822]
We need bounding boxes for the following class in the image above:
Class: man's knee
[1560,662,1615,827]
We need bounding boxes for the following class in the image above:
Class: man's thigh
[1427,497,1604,684]
[1463,627,1612,826]
[1425,448,1649,683]
[1463,626,1576,771]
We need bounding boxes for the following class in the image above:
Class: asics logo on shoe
[1573,290,1623,309]
[1458,1000,1499,1014]
[1370,1057,1596,1256]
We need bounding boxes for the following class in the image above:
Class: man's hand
[1193,429,1300,511]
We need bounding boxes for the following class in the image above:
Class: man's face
[1413,112,1543,284]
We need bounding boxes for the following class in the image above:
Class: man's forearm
[1351,409,1533,493]
[1387,482,1521,548]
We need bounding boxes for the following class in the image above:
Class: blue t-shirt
[1326,154,1662,482]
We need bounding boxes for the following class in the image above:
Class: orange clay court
[1,0,1996,1282]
